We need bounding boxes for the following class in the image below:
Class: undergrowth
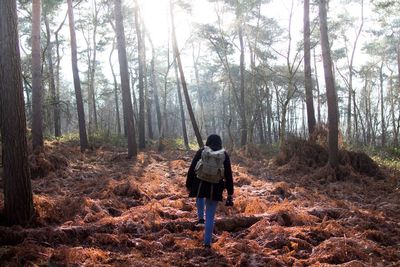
[150,138,199,150]
[47,132,128,148]
[353,146,400,171]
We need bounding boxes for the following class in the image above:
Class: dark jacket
[186,147,234,201]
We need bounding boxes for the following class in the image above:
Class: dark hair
[205,134,222,150]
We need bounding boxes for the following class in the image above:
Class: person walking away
[186,134,234,248]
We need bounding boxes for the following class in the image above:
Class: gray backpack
[195,146,225,183]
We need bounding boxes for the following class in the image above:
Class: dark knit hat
[205,134,222,151]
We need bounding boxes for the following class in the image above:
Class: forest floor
[0,139,399,266]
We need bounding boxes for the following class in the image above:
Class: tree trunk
[163,72,168,137]
[0,0,35,226]
[134,4,146,149]
[364,85,371,145]
[54,13,66,137]
[144,49,153,140]
[389,75,398,146]
[256,103,266,144]
[114,0,137,158]
[266,84,273,144]
[170,0,203,148]
[130,71,139,126]
[280,0,300,150]
[248,2,262,144]
[221,85,227,141]
[148,35,162,136]
[279,82,296,151]
[355,98,366,145]
[109,39,121,135]
[346,84,352,142]
[397,42,400,146]
[319,0,339,169]
[173,61,189,149]
[44,14,60,138]
[352,90,358,142]
[192,43,206,136]
[302,100,306,138]
[238,19,248,147]
[23,76,32,122]
[379,62,386,147]
[275,85,281,143]
[88,0,99,137]
[31,0,43,151]
[67,0,88,151]
[279,100,289,149]
[226,87,235,149]
[288,100,293,133]
[349,0,364,143]
[313,48,321,123]
[141,26,153,141]
[304,0,316,136]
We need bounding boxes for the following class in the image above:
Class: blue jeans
[196,198,218,245]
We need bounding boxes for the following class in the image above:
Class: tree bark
[192,43,206,136]
[275,85,281,143]
[148,35,162,136]
[162,71,169,137]
[44,14,61,137]
[134,3,146,149]
[379,62,386,147]
[140,23,153,141]
[170,0,203,148]
[397,42,400,146]
[352,89,358,141]
[364,82,371,145]
[144,40,153,140]
[304,0,316,136]
[31,0,43,151]
[347,0,364,143]
[67,0,88,151]
[23,76,32,122]
[173,61,189,149]
[54,13,67,136]
[88,0,100,137]
[256,94,266,144]
[109,39,121,135]
[356,98,366,145]
[130,70,139,126]
[313,48,321,123]
[389,75,398,146]
[114,0,137,158]
[346,81,352,142]
[279,0,301,150]
[279,81,297,150]
[266,84,273,144]
[319,0,339,168]
[0,0,35,226]
[238,18,248,147]
[247,1,262,144]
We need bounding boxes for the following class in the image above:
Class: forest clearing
[0,137,399,266]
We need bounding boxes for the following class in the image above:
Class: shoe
[225,195,234,206]
[196,219,204,224]
[195,219,205,227]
